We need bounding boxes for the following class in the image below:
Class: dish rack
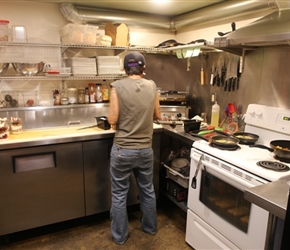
[162,162,189,188]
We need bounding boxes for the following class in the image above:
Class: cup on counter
[10,117,22,134]
[0,117,9,139]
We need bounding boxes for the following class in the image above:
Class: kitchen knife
[77,125,99,130]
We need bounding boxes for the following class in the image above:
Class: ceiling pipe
[173,0,277,30]
[59,1,278,31]
[59,2,172,30]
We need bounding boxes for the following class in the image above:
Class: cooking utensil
[213,130,259,145]
[77,125,99,130]
[218,22,236,37]
[228,103,235,122]
[233,132,259,145]
[250,140,290,162]
[271,140,290,161]
[190,132,240,149]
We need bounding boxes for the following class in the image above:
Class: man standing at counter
[108,51,161,245]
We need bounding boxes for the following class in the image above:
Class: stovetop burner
[256,161,290,172]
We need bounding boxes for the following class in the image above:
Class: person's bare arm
[154,92,161,120]
[108,87,119,128]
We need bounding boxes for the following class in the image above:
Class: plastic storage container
[60,23,99,45]
[12,25,27,42]
[22,91,37,107]
[0,20,9,41]
[210,101,220,128]
[1,91,19,108]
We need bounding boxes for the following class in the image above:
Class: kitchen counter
[244,180,290,219]
[0,123,164,150]
[161,124,196,145]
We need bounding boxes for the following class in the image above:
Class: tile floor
[0,196,192,250]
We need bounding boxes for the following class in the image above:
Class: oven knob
[256,111,263,119]
[249,111,255,117]
[177,113,182,118]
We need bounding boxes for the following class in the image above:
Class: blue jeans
[110,144,157,243]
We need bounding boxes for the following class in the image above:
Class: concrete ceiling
[7,0,225,17]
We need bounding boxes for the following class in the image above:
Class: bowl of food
[0,63,9,75]
[12,62,45,76]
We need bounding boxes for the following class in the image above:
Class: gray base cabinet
[0,133,161,236]
[83,133,161,216]
[0,143,85,236]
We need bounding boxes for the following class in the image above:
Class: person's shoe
[112,235,128,245]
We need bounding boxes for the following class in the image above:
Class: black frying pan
[190,132,239,149]
[271,140,290,161]
[232,132,259,145]
[250,140,290,162]
[210,130,259,145]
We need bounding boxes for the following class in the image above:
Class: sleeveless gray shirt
[111,77,157,149]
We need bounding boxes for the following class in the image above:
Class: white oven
[186,104,290,250]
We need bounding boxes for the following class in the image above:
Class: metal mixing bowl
[0,63,9,75]
[12,62,45,76]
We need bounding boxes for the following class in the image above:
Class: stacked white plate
[97,56,121,75]
[65,57,97,76]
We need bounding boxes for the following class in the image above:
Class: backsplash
[0,104,110,130]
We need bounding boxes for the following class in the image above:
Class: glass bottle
[102,81,109,102]
[95,83,103,103]
[78,88,86,104]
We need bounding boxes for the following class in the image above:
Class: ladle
[218,22,236,37]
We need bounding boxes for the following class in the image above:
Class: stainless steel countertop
[0,124,164,150]
[244,180,290,219]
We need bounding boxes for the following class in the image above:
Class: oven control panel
[245,104,290,134]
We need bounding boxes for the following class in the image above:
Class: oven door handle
[191,154,203,189]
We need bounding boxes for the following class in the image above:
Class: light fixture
[163,43,203,58]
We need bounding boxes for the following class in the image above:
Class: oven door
[186,148,269,250]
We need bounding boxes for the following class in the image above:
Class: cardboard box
[105,22,129,46]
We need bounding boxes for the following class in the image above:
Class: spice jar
[67,88,78,104]
[78,88,86,104]
[95,84,103,103]
[61,97,69,105]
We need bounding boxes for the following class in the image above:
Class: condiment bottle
[210,101,220,128]
[95,83,103,103]
[88,83,96,103]
[85,87,89,104]
[102,81,109,102]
